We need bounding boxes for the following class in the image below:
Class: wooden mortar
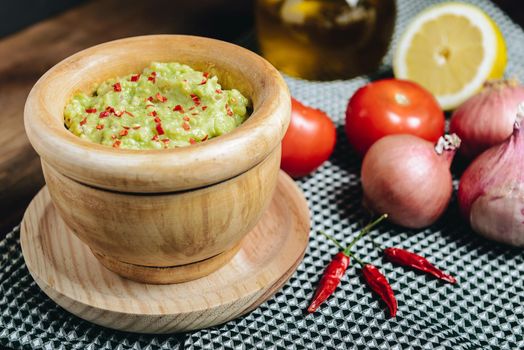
[24,35,290,284]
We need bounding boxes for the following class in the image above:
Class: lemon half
[394,3,507,110]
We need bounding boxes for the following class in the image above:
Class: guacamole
[64,62,250,149]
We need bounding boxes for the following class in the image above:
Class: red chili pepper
[119,129,128,137]
[225,103,233,116]
[130,74,140,82]
[105,106,115,114]
[156,92,167,102]
[173,105,184,113]
[112,140,121,148]
[148,111,157,117]
[113,82,122,92]
[156,123,165,135]
[182,122,191,131]
[362,264,397,318]
[96,124,104,130]
[202,105,208,111]
[151,135,159,141]
[190,94,201,106]
[147,96,154,102]
[384,248,456,284]
[80,117,87,126]
[148,72,157,83]
[99,111,110,118]
[154,116,161,123]
[124,111,134,117]
[85,108,97,114]
[307,252,350,313]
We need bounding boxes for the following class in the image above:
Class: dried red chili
[307,214,388,313]
[148,111,158,117]
[85,108,97,114]
[96,124,104,130]
[105,106,115,114]
[307,252,350,313]
[362,264,397,318]
[113,83,122,92]
[384,248,456,284]
[130,74,140,82]
[147,96,154,102]
[202,106,208,111]
[173,105,184,113]
[182,122,191,131]
[154,116,161,123]
[225,103,233,116]
[119,129,128,137]
[151,135,159,141]
[190,94,201,106]
[80,117,87,126]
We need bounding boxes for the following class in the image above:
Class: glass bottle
[255,0,396,80]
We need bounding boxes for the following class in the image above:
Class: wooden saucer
[20,172,310,334]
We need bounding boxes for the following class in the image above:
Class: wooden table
[0,0,252,237]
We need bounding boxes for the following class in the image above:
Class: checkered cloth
[2,0,524,349]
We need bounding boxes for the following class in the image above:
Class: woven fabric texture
[2,0,524,349]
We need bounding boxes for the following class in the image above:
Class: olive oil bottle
[255,0,396,80]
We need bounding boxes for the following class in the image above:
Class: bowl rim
[24,35,290,193]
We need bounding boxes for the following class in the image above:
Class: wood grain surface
[0,0,252,236]
[20,172,310,334]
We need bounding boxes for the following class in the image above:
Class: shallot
[458,103,524,246]
[361,134,460,228]
[450,79,524,159]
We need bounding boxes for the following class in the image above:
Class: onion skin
[450,80,524,159]
[458,114,524,246]
[361,134,457,229]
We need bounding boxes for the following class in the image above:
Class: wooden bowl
[24,35,291,284]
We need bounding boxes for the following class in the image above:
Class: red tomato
[281,98,336,178]
[345,79,444,155]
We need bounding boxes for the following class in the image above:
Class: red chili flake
[148,110,158,117]
[156,123,165,135]
[113,82,122,92]
[202,135,208,141]
[189,106,195,111]
[199,73,209,85]
[183,116,190,121]
[189,138,196,145]
[156,93,167,102]
[203,72,210,78]
[96,124,104,130]
[80,117,87,126]
[124,111,134,117]
[173,105,184,113]
[132,125,141,130]
[190,94,201,106]
[151,135,159,141]
[154,116,161,123]
[105,106,116,114]
[147,96,154,102]
[161,138,170,143]
[111,135,117,140]
[225,103,233,116]
[215,89,222,94]
[191,112,198,116]
[119,129,128,137]
[99,111,110,118]
[123,126,130,130]
[113,140,121,148]
[85,108,97,114]
[182,122,190,131]
[202,105,208,111]
[148,71,157,83]
[145,104,155,109]
[130,74,140,82]
[115,111,124,117]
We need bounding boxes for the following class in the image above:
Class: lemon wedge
[393,3,507,110]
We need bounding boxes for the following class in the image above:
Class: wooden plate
[20,172,310,334]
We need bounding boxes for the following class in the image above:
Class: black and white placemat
[2,0,524,349]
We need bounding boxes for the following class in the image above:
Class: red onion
[450,79,524,159]
[458,103,524,246]
[361,134,460,229]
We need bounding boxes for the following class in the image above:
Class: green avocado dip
[64,62,251,149]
